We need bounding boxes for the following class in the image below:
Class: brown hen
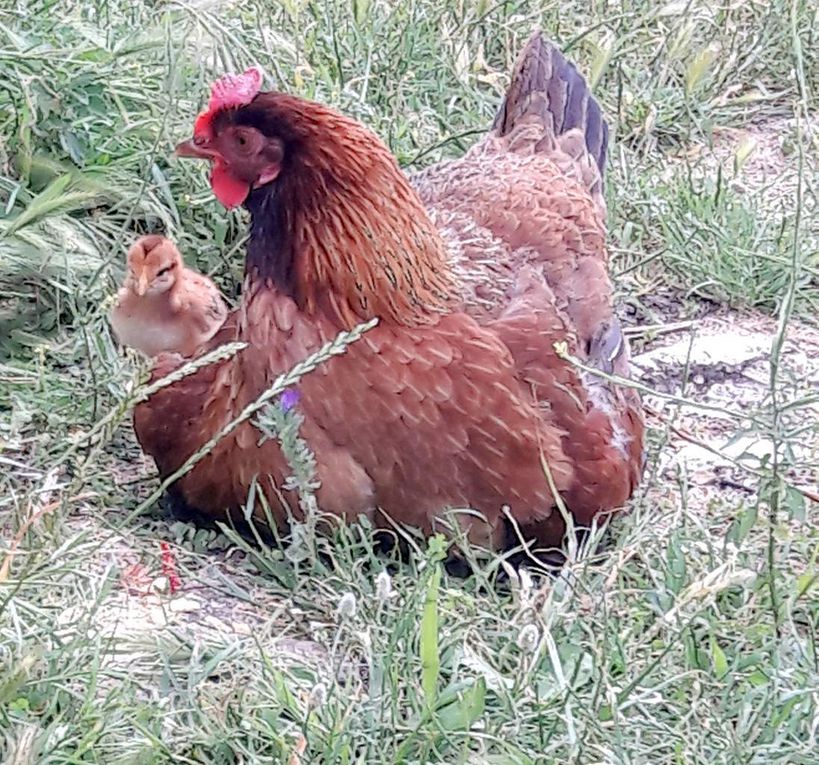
[133,32,644,554]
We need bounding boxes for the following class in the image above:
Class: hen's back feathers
[407,31,645,512]
[492,31,608,179]
[412,31,608,215]
[411,32,614,334]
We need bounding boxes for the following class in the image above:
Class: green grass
[1,1,818,763]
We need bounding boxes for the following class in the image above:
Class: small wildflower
[337,591,357,619]
[375,570,392,602]
[516,623,539,653]
[280,388,300,412]
[308,682,327,710]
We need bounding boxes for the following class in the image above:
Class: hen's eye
[156,265,174,277]
[236,134,247,146]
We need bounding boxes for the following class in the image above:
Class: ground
[1,2,817,764]
[35,305,819,705]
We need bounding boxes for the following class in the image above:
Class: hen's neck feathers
[242,94,454,328]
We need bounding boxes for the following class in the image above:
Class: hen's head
[175,68,285,208]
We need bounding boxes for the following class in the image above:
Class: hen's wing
[489,266,643,523]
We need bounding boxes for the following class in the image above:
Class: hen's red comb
[193,66,265,139]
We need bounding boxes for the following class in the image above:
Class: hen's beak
[175,138,215,159]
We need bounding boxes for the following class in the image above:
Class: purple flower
[280,388,300,412]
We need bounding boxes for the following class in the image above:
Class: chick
[109,235,228,358]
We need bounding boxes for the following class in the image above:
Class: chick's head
[126,235,182,297]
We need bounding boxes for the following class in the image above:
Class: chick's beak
[175,138,215,159]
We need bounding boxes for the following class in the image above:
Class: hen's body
[134,32,644,553]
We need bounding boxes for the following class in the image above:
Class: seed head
[375,570,392,602]
[516,623,539,653]
[308,682,327,710]
[337,591,357,619]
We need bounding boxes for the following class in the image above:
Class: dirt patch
[631,311,819,506]
[52,505,333,692]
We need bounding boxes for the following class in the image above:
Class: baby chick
[109,234,228,358]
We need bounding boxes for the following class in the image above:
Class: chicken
[110,234,228,358]
[133,31,644,554]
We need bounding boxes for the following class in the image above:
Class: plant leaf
[435,676,486,731]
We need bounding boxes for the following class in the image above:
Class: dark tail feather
[492,30,609,177]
